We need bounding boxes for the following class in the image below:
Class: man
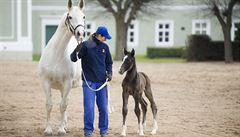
[70,26,113,137]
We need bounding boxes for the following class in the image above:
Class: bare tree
[88,0,163,60]
[203,0,240,63]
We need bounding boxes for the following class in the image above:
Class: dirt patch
[0,61,240,137]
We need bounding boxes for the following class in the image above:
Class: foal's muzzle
[119,68,125,75]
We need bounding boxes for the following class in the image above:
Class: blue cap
[96,26,112,40]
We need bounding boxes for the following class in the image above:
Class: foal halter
[65,13,85,37]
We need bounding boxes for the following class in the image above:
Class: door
[45,25,57,45]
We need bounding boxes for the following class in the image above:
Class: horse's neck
[126,61,138,82]
[48,19,72,55]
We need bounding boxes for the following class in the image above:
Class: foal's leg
[58,80,71,135]
[121,91,129,136]
[42,79,53,136]
[140,97,147,129]
[133,94,144,136]
[144,87,158,134]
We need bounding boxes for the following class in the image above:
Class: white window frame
[155,20,174,46]
[127,20,139,47]
[231,19,240,41]
[192,19,211,35]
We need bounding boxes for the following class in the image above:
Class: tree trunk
[222,20,233,63]
[223,27,233,63]
[114,16,127,61]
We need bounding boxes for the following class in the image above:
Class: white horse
[38,0,85,135]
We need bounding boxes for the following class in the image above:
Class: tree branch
[97,0,116,14]
[122,0,132,15]
[125,0,156,25]
[226,0,238,28]
[212,2,226,29]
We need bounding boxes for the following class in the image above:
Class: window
[231,20,240,41]
[192,19,210,35]
[155,20,174,46]
[127,20,139,46]
[84,22,95,39]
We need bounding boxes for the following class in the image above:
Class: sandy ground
[0,61,240,137]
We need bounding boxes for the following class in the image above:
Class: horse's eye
[69,16,72,19]
[83,16,85,19]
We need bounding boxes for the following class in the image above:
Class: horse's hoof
[44,131,52,136]
[139,131,144,136]
[44,128,53,136]
[57,130,66,136]
[121,133,126,137]
[151,129,157,135]
[65,128,70,133]
[57,132,66,136]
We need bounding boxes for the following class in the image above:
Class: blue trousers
[82,81,108,135]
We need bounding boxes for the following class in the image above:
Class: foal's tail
[139,72,155,102]
[140,72,151,89]
[140,72,158,122]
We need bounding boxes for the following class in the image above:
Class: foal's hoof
[121,125,127,136]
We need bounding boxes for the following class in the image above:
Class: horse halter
[65,13,85,39]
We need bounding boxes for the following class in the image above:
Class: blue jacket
[70,36,113,82]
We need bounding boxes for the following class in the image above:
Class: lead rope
[82,70,108,92]
[75,41,108,92]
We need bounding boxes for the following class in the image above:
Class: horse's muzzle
[75,36,83,43]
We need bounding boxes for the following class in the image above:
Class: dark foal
[119,48,158,136]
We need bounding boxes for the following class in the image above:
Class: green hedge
[186,35,212,61]
[235,23,240,42]
[186,35,240,61]
[147,47,185,58]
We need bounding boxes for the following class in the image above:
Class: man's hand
[75,43,83,52]
[106,73,112,82]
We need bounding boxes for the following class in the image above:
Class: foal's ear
[131,49,135,57]
[123,48,128,55]
[68,0,72,10]
[79,0,85,10]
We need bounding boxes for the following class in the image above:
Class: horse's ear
[68,0,72,10]
[79,0,85,10]
[123,48,128,55]
[131,49,135,57]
